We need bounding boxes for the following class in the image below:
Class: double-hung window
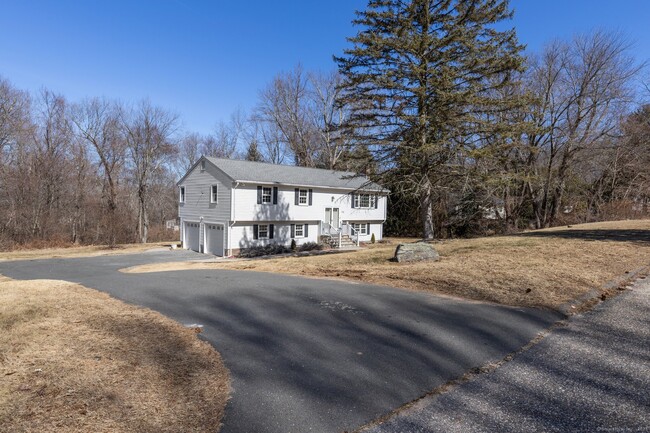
[298,189,308,205]
[262,187,272,204]
[295,224,304,237]
[210,185,218,203]
[354,193,376,209]
[179,186,186,203]
[352,223,369,235]
[258,224,269,239]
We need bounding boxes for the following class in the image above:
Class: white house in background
[176,156,389,256]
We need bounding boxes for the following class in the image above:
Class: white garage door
[184,222,200,252]
[205,224,224,256]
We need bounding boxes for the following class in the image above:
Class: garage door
[205,224,224,256]
[184,222,200,252]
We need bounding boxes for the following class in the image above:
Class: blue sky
[1,1,649,135]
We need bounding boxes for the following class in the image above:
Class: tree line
[334,0,649,238]
[1,0,649,249]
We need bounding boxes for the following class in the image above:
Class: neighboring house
[176,156,389,256]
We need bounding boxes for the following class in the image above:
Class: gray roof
[204,157,387,192]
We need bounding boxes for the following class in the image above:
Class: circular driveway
[0,250,561,433]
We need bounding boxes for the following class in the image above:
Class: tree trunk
[420,178,435,239]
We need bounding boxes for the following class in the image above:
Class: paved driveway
[0,250,561,433]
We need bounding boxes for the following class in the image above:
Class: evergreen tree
[336,0,525,238]
[245,140,264,162]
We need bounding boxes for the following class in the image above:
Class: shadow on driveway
[519,228,650,244]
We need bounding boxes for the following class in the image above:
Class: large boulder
[394,242,440,263]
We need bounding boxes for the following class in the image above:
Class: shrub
[298,242,323,252]
[370,233,376,244]
[238,244,291,258]
[290,239,297,251]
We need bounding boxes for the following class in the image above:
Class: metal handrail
[321,221,360,248]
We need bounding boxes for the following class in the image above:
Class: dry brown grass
[0,278,230,433]
[0,241,180,262]
[124,220,650,310]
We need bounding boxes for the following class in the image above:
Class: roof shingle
[205,157,386,192]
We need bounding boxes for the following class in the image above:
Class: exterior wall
[355,223,383,242]
[229,221,319,251]
[178,161,232,252]
[231,183,386,225]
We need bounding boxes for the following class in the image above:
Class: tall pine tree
[336,0,525,238]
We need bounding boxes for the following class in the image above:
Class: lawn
[123,220,650,310]
[0,277,229,433]
[0,241,180,262]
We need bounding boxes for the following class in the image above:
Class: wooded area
[1,0,648,249]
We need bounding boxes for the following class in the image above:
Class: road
[364,276,650,433]
[0,250,561,433]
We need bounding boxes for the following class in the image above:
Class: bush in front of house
[238,244,291,258]
[298,242,323,252]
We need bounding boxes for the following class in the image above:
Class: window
[210,185,218,203]
[258,224,269,239]
[258,186,278,205]
[254,223,274,240]
[200,160,206,172]
[352,223,369,235]
[298,189,308,205]
[354,193,376,209]
[295,224,304,237]
[179,186,185,203]
[262,187,272,204]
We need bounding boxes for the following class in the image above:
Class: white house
[176,157,389,256]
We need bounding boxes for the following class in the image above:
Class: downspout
[381,192,387,240]
[229,181,239,256]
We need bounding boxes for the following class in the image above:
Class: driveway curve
[0,250,561,433]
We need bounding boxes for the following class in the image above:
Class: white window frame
[295,224,304,237]
[179,186,185,203]
[210,185,218,203]
[298,189,308,205]
[258,224,269,239]
[354,193,376,209]
[353,223,369,235]
[262,187,272,204]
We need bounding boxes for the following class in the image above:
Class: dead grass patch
[0,241,180,262]
[0,279,229,433]
[123,220,650,311]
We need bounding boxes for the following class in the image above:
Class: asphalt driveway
[0,250,562,433]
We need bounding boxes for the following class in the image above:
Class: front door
[324,208,340,229]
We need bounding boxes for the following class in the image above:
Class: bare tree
[178,132,202,173]
[255,65,318,167]
[524,31,641,227]
[123,100,179,243]
[308,71,350,169]
[31,89,74,239]
[72,97,125,246]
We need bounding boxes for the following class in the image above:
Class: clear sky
[1,1,649,136]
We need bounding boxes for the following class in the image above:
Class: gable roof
[190,157,387,192]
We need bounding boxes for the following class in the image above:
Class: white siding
[230,221,319,250]
[232,184,386,224]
